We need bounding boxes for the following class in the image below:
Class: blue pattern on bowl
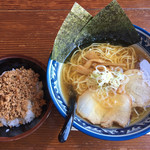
[47,25,150,141]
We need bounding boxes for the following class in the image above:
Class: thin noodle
[63,43,137,96]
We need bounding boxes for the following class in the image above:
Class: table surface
[0,0,150,149]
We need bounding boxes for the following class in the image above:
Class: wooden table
[0,0,149,149]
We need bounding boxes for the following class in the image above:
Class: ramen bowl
[47,25,150,141]
[0,55,53,141]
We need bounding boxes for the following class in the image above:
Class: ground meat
[0,67,46,126]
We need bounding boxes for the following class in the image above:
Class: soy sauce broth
[60,44,150,127]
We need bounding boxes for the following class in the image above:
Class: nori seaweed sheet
[51,0,140,63]
[51,2,92,62]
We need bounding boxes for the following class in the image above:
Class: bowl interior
[0,56,52,141]
[47,25,150,141]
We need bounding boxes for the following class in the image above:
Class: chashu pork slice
[100,94,132,128]
[125,69,150,108]
[77,90,132,128]
[77,90,105,124]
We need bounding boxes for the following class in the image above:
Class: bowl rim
[47,25,150,141]
[0,55,53,141]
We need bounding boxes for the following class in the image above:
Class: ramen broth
[60,44,150,127]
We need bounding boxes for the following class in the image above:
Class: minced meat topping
[0,67,45,126]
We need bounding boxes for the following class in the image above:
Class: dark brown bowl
[0,55,53,141]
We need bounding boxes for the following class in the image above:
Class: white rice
[0,100,35,127]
